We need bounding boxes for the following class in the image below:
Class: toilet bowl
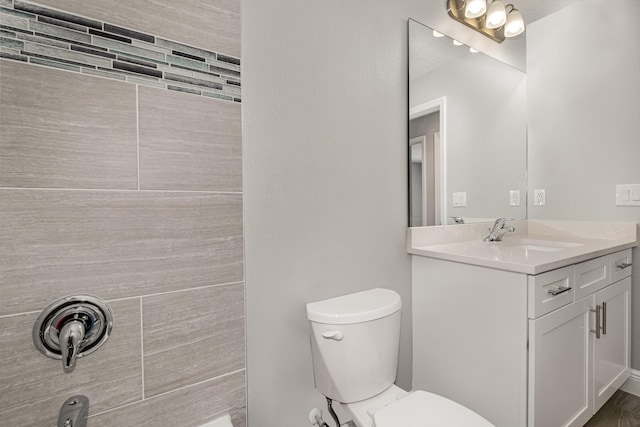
[198,414,233,427]
[306,288,493,427]
[344,385,493,427]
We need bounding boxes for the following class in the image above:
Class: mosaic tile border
[0,0,241,102]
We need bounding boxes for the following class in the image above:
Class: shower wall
[0,1,244,426]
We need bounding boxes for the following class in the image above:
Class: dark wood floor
[584,389,640,427]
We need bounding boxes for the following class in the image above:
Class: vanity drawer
[574,254,610,300]
[528,265,575,319]
[610,249,632,283]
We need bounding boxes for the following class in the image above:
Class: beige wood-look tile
[0,60,138,190]
[31,0,241,58]
[142,283,245,397]
[0,190,243,316]
[138,86,242,192]
[0,299,142,427]
[89,370,246,427]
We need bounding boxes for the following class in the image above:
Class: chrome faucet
[58,395,89,427]
[33,295,114,372]
[483,218,515,242]
[60,320,86,370]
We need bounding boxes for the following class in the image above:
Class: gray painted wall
[242,0,525,425]
[527,0,640,369]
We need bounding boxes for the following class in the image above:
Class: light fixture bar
[446,0,506,43]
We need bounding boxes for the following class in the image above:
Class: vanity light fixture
[446,0,525,43]
[464,0,487,18]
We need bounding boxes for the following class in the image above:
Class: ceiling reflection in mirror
[409,18,527,227]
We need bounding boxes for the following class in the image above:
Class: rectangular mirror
[409,18,527,227]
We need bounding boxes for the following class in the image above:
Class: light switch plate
[453,192,467,207]
[616,184,640,206]
[534,189,546,206]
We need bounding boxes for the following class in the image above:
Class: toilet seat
[373,390,494,427]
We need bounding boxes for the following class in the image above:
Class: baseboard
[621,368,640,397]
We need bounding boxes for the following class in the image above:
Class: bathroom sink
[508,244,566,252]
[501,239,584,252]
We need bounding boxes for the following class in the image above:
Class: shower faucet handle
[60,320,86,370]
[33,295,114,372]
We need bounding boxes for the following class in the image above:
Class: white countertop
[408,220,638,275]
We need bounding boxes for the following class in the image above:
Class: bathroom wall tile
[0,190,243,316]
[21,40,111,67]
[1,3,240,100]
[138,86,242,191]
[31,0,241,58]
[14,0,102,29]
[27,20,92,44]
[89,370,246,427]
[143,283,245,397]
[0,299,142,427]
[0,60,138,189]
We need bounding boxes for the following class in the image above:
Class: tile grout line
[140,297,145,400]
[136,84,140,191]
[88,368,246,419]
[107,281,246,302]
[0,187,242,194]
[0,282,245,319]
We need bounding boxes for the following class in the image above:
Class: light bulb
[504,8,525,37]
[485,0,506,29]
[453,39,464,46]
[464,0,487,18]
[432,30,445,38]
[469,47,479,53]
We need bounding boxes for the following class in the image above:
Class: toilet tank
[306,288,402,403]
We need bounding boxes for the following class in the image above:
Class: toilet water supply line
[309,397,341,427]
[313,414,330,427]
[326,397,341,427]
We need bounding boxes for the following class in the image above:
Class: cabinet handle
[601,302,607,335]
[616,262,632,270]
[590,305,601,339]
[547,286,571,296]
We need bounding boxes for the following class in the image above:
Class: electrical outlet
[534,189,546,206]
[509,190,521,207]
[453,192,467,207]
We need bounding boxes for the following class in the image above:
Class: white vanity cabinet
[412,249,632,427]
[528,266,631,427]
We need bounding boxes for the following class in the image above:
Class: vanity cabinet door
[528,297,593,427]
[593,277,631,412]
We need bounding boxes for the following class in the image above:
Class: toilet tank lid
[306,288,401,325]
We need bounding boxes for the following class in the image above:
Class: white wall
[527,0,640,369]
[242,0,524,425]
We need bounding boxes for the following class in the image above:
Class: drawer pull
[616,262,632,270]
[547,286,572,296]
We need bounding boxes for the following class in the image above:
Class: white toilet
[306,288,494,427]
